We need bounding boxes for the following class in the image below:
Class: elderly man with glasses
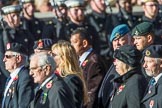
[1,42,34,108]
[29,53,75,108]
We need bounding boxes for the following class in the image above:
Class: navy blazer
[30,74,75,108]
[2,66,34,108]
[141,76,162,108]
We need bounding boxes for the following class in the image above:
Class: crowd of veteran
[1,0,162,108]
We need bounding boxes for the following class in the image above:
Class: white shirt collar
[79,48,93,66]
[154,73,162,84]
[10,65,24,79]
[39,74,54,89]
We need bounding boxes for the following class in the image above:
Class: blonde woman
[51,40,88,108]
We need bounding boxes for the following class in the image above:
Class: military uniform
[30,74,75,108]
[20,16,44,41]
[86,11,120,69]
[65,19,100,51]
[117,8,140,29]
[42,18,67,42]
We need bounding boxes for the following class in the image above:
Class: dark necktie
[148,78,156,93]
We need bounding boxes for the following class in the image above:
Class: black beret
[131,22,153,36]
[143,45,162,58]
[113,45,141,67]
[6,42,27,55]
[33,39,53,50]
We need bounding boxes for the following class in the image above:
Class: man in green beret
[132,22,155,52]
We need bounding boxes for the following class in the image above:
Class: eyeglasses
[4,55,17,59]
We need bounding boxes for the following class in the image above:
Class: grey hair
[11,51,28,65]
[30,53,56,72]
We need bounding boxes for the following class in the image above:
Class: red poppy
[82,60,88,67]
[13,75,18,81]
[46,81,52,89]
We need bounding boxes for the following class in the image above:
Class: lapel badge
[145,50,151,56]
[148,90,152,94]
[9,88,12,93]
[117,84,125,95]
[149,100,154,108]
[134,30,139,35]
[38,39,43,48]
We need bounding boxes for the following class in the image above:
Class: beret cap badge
[115,33,120,39]
[38,39,43,48]
[145,50,151,56]
[7,43,11,50]
[135,30,139,35]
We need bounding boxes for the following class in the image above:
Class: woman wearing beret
[108,45,148,108]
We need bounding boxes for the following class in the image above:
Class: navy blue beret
[33,38,53,50]
[143,45,162,58]
[110,24,130,42]
[113,45,141,67]
[6,42,27,55]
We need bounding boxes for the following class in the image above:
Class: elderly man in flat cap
[98,24,133,108]
[141,45,162,108]
[1,42,34,108]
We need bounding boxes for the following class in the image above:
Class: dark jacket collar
[114,68,141,83]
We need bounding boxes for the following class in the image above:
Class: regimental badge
[40,92,47,104]
[38,39,43,48]
[115,33,120,39]
[145,50,151,56]
[149,100,154,108]
[7,43,11,50]
[135,30,139,35]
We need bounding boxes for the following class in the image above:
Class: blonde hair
[51,40,89,105]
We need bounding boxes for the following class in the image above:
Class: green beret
[113,45,141,67]
[143,45,162,58]
[1,5,21,15]
[6,42,27,55]
[65,0,84,8]
[110,24,130,42]
[131,22,153,36]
